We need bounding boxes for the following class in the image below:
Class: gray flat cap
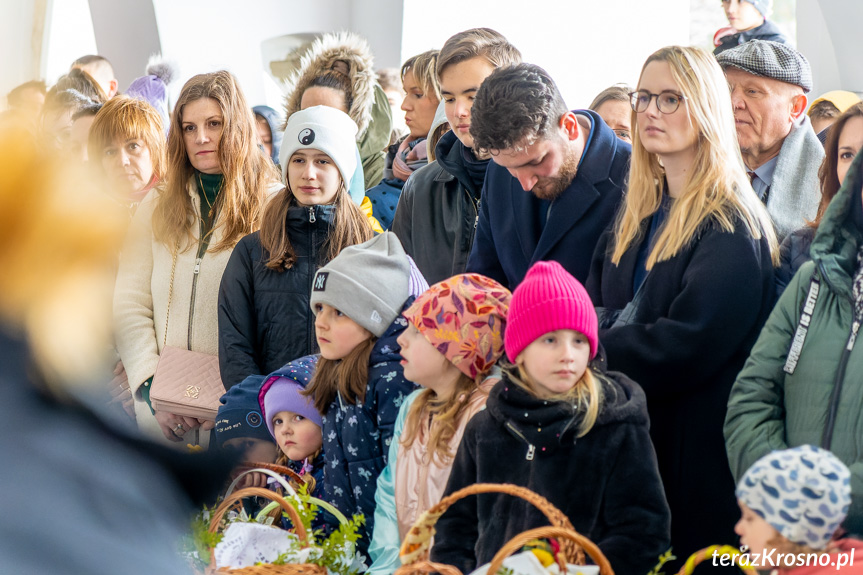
[716,40,812,93]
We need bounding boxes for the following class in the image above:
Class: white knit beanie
[280,105,361,203]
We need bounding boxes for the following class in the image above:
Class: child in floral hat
[367,273,512,575]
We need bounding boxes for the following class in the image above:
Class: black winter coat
[585,216,775,567]
[218,204,334,389]
[430,364,671,575]
[775,225,815,298]
[392,131,486,285]
[320,301,417,559]
[466,110,630,289]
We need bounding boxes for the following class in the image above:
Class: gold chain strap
[162,241,180,349]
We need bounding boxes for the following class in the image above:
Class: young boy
[214,375,278,466]
[391,28,521,285]
[735,445,863,575]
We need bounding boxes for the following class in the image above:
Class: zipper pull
[193,258,202,275]
[475,215,479,230]
[526,444,536,461]
[309,206,316,223]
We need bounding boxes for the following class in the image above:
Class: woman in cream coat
[114,71,281,444]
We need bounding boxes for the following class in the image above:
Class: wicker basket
[675,546,757,575]
[394,483,591,575]
[487,526,614,575]
[206,486,327,575]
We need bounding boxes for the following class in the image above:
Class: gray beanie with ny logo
[309,232,411,337]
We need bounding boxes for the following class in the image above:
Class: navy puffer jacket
[320,298,417,557]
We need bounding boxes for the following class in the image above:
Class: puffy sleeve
[368,390,420,575]
[723,264,812,481]
[218,236,262,389]
[429,416,482,574]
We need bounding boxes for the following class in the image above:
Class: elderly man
[464,63,630,289]
[717,40,823,240]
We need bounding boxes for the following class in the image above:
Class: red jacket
[783,540,863,575]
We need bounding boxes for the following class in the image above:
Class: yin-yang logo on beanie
[299,128,315,145]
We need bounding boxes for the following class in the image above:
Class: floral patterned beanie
[402,273,512,379]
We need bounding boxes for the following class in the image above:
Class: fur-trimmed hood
[283,31,377,140]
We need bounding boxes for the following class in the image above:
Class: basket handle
[237,461,307,486]
[207,486,310,546]
[225,468,299,500]
[487,526,614,575]
[676,545,757,575]
[399,483,579,567]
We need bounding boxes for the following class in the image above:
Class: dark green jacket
[725,151,863,535]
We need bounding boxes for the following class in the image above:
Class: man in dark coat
[465,63,630,289]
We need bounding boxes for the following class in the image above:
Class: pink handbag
[149,246,225,421]
[150,346,224,420]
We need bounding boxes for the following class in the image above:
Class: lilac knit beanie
[504,261,598,362]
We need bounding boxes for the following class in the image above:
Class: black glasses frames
[629,90,686,114]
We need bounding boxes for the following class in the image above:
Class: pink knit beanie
[504,261,598,362]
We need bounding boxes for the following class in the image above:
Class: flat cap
[716,40,812,93]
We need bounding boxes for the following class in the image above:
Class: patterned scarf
[390,137,428,182]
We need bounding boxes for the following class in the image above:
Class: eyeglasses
[629,90,686,114]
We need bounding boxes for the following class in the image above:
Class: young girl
[214,374,279,465]
[735,446,863,575]
[431,261,671,575]
[218,105,374,390]
[304,232,420,558]
[258,355,325,496]
[367,273,512,574]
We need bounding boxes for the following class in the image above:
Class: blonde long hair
[505,362,605,438]
[611,46,778,268]
[401,373,486,465]
[154,71,280,253]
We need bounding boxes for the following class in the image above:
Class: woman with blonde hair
[585,45,777,567]
[365,49,440,229]
[89,95,166,213]
[114,70,281,445]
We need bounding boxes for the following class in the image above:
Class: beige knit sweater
[114,178,278,442]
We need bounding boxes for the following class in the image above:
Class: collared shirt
[751,156,778,202]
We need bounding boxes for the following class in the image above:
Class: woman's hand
[154,409,201,442]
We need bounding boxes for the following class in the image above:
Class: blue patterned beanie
[737,445,851,549]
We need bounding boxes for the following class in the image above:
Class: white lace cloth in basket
[214,522,312,569]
